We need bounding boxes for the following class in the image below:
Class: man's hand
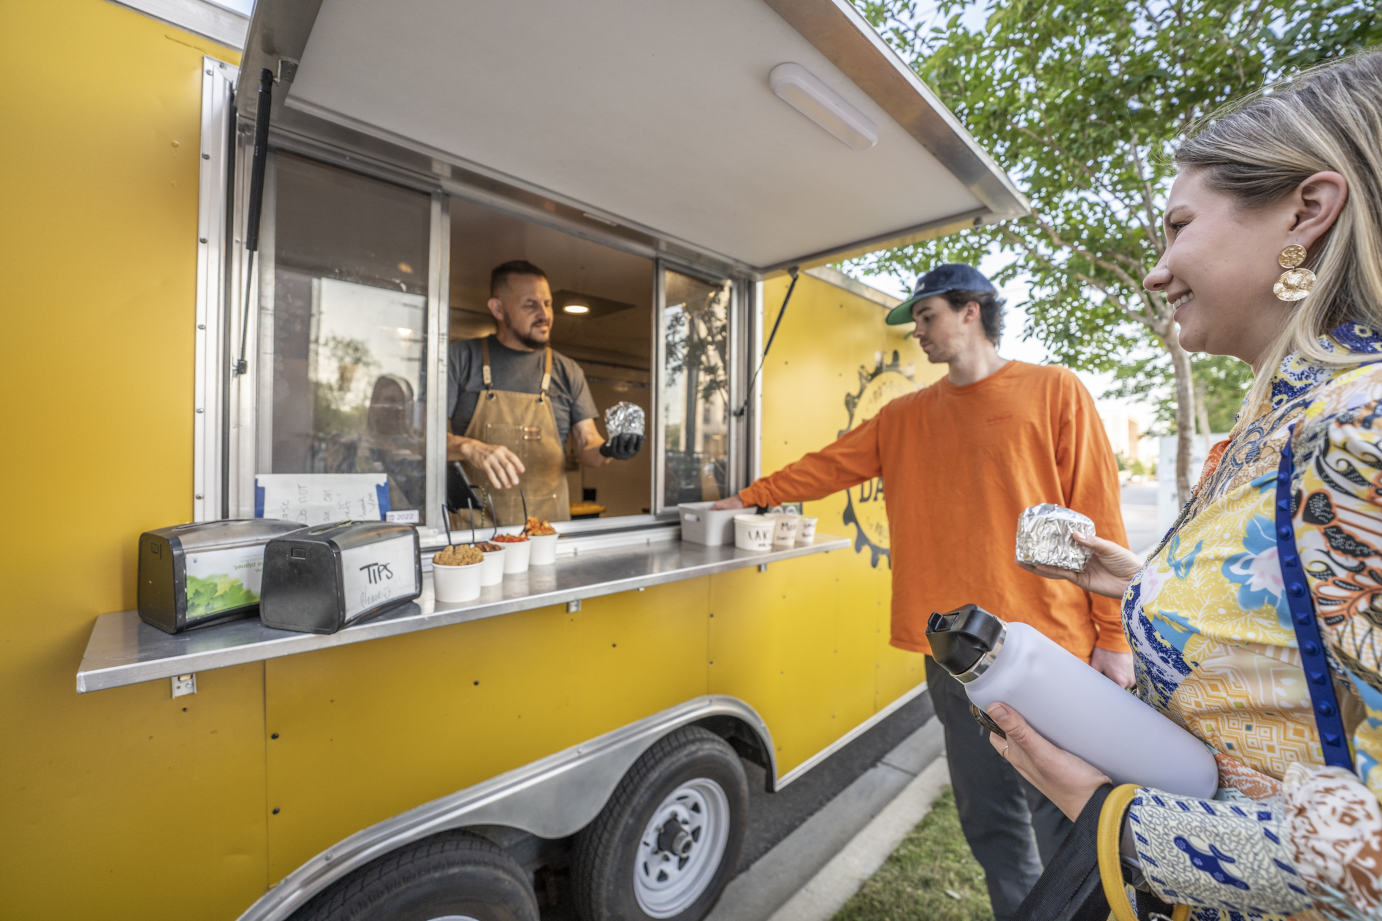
[987,702,1111,822]
[1090,647,1135,689]
[711,496,745,511]
[598,433,643,460]
[1018,531,1143,599]
[456,439,525,489]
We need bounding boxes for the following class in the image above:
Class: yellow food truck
[2,1,1025,919]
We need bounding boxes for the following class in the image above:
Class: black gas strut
[734,265,799,418]
[234,68,274,376]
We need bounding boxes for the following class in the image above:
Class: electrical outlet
[171,674,197,698]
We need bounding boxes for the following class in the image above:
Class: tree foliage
[848,0,1382,494]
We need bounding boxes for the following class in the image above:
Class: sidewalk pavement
[707,716,949,921]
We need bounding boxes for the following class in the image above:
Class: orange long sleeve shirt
[740,361,1129,658]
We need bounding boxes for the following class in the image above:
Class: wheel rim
[632,777,731,918]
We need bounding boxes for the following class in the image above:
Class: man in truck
[713,262,1131,920]
[445,260,643,523]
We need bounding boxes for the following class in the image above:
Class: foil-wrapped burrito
[605,401,645,438]
[1015,504,1094,571]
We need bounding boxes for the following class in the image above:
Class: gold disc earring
[1274,244,1315,302]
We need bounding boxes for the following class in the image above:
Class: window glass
[260,153,432,513]
[661,269,731,507]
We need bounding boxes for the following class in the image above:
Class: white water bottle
[927,604,1219,799]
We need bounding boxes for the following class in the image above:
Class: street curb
[707,716,947,921]
[767,757,951,921]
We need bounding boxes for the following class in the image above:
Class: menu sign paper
[254,474,389,525]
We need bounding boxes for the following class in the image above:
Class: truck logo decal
[840,351,914,568]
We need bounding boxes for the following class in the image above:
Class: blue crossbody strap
[1275,427,1356,772]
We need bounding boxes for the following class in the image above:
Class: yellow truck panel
[262,584,711,880]
[0,2,1007,918]
[1,2,263,917]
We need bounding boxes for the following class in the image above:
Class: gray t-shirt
[447,336,598,447]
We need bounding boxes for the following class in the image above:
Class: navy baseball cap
[884,263,997,325]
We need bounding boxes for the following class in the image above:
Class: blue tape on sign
[255,482,265,518]
[1276,428,1355,772]
[375,481,391,519]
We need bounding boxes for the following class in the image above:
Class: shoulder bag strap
[1276,425,1356,771]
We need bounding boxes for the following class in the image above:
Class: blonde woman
[1007,52,1382,920]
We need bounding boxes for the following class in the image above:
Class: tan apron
[459,341,571,525]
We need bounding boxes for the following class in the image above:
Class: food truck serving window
[231,152,436,522]
[223,145,751,532]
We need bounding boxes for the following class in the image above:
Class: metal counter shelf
[77,532,849,693]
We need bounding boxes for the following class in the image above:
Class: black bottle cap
[926,604,1005,677]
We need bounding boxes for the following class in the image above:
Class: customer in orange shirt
[713,263,1130,921]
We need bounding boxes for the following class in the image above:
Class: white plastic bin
[678,501,741,545]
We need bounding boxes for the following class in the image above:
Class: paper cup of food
[734,513,773,551]
[525,517,559,565]
[770,513,800,548]
[432,545,483,603]
[493,531,531,574]
[474,541,506,585]
[796,516,818,545]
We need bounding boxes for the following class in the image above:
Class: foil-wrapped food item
[605,401,645,438]
[1015,504,1094,571]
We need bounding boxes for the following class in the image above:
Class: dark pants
[925,656,1073,921]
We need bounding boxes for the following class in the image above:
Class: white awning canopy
[240,0,1026,273]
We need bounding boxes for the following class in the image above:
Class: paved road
[1122,483,1160,554]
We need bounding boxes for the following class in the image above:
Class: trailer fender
[237,695,774,921]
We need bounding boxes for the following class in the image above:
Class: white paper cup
[529,533,558,565]
[770,513,800,548]
[432,560,482,603]
[500,539,531,574]
[733,513,773,551]
[478,548,505,585]
[796,516,818,545]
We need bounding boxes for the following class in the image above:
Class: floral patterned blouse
[1123,326,1382,921]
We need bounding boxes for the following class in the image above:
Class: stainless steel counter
[76,533,849,693]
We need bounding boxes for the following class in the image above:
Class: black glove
[599,433,643,460]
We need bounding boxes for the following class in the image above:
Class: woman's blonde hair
[1174,51,1382,415]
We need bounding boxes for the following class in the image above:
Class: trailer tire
[571,726,748,921]
[292,831,538,921]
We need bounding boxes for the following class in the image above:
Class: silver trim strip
[804,266,902,310]
[109,0,250,50]
[652,264,668,513]
[194,58,236,521]
[426,193,449,531]
[234,696,777,921]
[749,280,765,483]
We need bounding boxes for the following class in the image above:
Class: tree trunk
[1167,335,1197,504]
[1194,376,1211,438]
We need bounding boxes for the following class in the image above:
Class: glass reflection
[263,154,431,512]
[662,270,730,506]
